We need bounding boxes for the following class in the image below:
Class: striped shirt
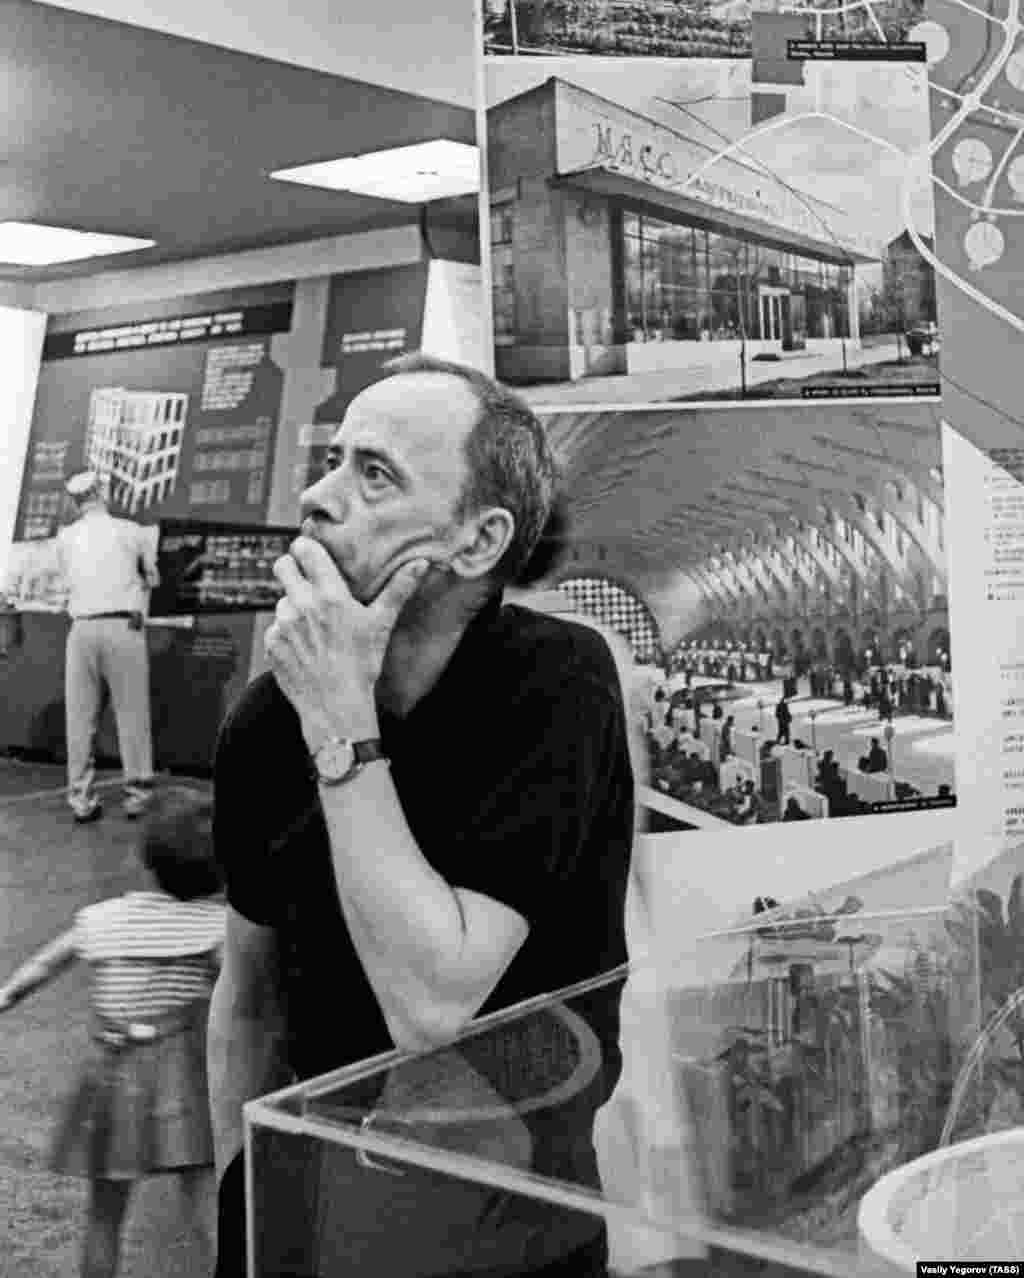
[74,891,225,1022]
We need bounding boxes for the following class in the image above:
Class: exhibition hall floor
[723,678,956,798]
[1,753,943,1277]
[0,758,213,1278]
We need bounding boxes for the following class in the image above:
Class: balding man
[56,472,159,822]
[209,355,634,1277]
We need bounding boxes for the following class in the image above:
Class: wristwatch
[311,736,388,787]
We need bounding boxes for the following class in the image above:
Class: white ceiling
[33,0,479,107]
[0,2,477,288]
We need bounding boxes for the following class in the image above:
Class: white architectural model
[85,388,189,515]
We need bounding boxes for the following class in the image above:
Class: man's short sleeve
[442,659,633,927]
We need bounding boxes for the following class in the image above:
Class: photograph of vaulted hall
[535,399,954,832]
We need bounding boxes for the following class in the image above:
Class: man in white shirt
[56,472,160,822]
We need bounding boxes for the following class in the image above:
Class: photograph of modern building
[85,387,189,514]
[486,59,939,405]
[519,399,954,831]
[482,0,926,56]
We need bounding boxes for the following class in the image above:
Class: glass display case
[246,901,990,1277]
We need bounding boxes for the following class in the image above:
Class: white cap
[66,471,100,499]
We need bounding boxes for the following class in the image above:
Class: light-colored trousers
[65,618,154,801]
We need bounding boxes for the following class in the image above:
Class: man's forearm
[318,757,528,1051]
[207,977,289,1179]
[318,763,472,1046]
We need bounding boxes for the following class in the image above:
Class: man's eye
[323,454,340,473]
[363,461,391,484]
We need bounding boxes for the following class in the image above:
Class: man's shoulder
[73,510,133,541]
[496,603,619,694]
[108,512,144,536]
[220,671,301,756]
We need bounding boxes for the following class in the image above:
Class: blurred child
[0,785,225,1278]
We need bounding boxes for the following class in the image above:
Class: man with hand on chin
[208,354,634,1277]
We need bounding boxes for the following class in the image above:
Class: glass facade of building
[621,211,852,344]
[490,205,516,345]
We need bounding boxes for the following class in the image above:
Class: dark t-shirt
[213,594,634,1086]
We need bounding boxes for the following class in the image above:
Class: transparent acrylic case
[246,902,993,1277]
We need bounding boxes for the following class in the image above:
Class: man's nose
[299,475,344,523]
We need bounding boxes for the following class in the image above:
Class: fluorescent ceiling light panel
[270,139,479,203]
[0,222,155,265]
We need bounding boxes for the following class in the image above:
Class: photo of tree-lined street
[483,0,926,56]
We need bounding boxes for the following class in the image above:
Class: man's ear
[449,507,515,580]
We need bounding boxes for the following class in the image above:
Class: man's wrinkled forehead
[331,372,479,462]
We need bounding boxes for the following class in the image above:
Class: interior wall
[29,226,424,316]
[0,282,37,310]
[0,306,48,587]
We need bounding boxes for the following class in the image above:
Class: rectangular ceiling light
[269,139,480,204]
[0,222,155,265]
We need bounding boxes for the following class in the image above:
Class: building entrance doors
[759,287,792,350]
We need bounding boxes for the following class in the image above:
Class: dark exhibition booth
[0,1,483,777]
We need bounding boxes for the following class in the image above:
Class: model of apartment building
[85,388,189,515]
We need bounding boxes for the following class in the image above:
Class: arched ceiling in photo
[540,401,943,573]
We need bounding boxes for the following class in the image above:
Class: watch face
[316,737,355,783]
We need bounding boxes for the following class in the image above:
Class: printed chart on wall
[905,0,1024,898]
[296,263,430,489]
[485,57,940,408]
[918,0,1024,452]
[945,424,1024,885]
[544,401,956,838]
[5,283,293,612]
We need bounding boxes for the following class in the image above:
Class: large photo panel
[482,0,930,57]
[917,2,1024,453]
[485,57,939,408]
[907,7,1024,1077]
[528,399,955,835]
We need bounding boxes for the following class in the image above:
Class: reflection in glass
[248,901,987,1275]
[620,212,852,345]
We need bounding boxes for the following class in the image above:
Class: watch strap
[352,739,387,767]
[312,735,388,787]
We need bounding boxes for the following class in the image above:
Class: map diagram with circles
[689,10,1024,434]
[922,0,1024,332]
